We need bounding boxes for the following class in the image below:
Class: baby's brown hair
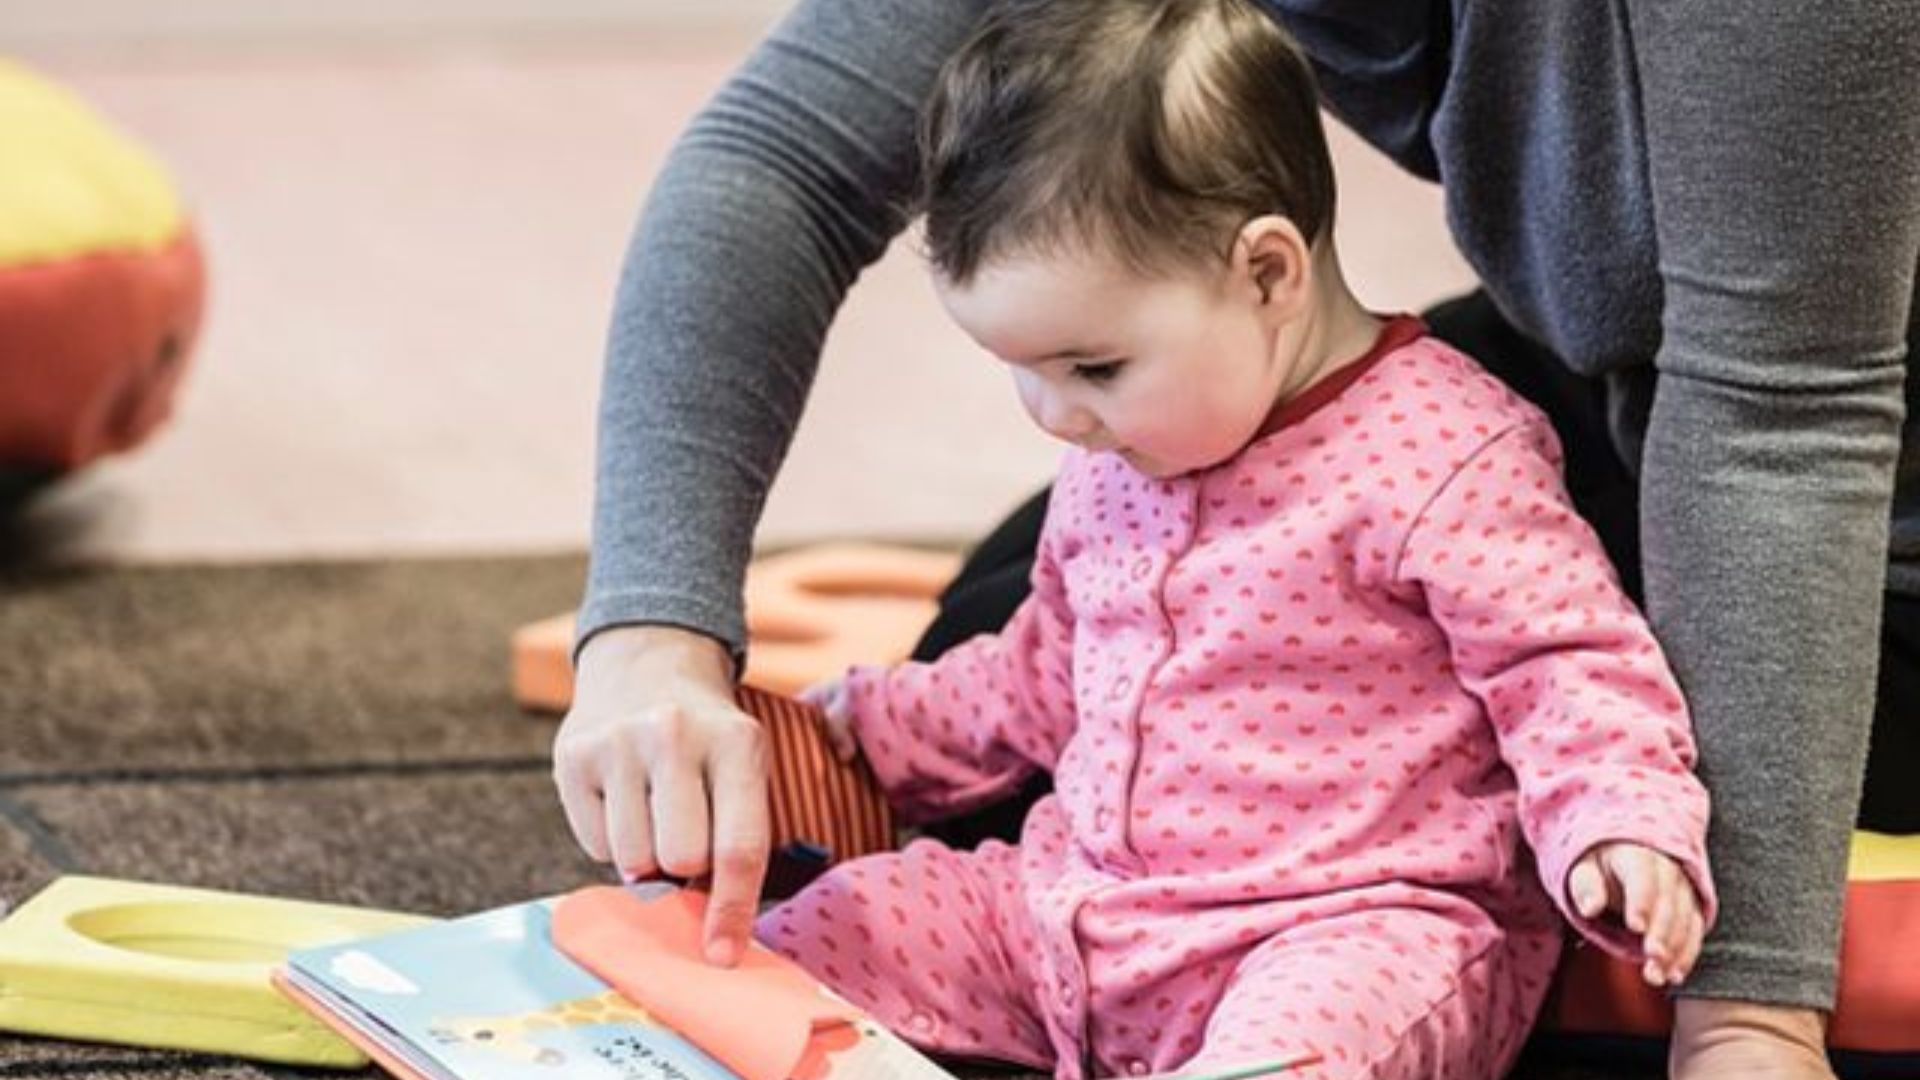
[918,0,1336,286]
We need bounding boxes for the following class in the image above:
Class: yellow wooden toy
[0,876,428,1066]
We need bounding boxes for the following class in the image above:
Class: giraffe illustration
[428,989,657,1066]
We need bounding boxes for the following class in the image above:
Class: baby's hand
[798,678,858,763]
[1567,841,1705,988]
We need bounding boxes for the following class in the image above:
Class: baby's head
[919,0,1334,286]
[917,0,1348,478]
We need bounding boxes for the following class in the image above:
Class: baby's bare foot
[1669,998,1834,1080]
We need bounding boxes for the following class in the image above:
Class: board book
[275,883,952,1080]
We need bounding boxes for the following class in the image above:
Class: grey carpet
[0,555,598,1078]
[0,555,1655,1080]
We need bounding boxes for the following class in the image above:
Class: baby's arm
[815,518,1080,825]
[1398,418,1716,966]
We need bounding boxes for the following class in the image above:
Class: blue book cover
[281,895,740,1080]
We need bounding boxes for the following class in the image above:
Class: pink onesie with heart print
[757,317,1716,1080]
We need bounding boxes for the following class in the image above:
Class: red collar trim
[1253,313,1427,440]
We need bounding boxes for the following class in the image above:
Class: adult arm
[555,0,991,965]
[580,0,991,655]
[1626,0,1920,1008]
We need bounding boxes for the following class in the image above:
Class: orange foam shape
[512,542,961,712]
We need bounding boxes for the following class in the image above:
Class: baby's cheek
[1152,415,1253,474]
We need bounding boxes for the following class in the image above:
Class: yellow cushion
[0,59,184,266]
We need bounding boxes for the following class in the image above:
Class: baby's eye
[1072,360,1125,384]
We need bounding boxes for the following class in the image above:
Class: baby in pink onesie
[758,2,1715,1078]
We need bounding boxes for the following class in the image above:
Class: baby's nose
[1038,400,1098,444]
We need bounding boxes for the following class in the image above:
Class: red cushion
[0,231,204,471]
[1539,831,1920,1073]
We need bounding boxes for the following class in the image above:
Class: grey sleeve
[578,0,992,657]
[1261,0,1449,180]
[1627,0,1920,1005]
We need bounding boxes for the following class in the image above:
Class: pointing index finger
[702,717,771,966]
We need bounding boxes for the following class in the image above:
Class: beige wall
[7,7,1472,563]
[0,0,789,48]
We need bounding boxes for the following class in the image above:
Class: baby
[759,2,1714,1078]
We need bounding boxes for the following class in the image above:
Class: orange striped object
[738,684,896,864]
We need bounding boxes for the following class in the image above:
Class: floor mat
[0,555,595,1078]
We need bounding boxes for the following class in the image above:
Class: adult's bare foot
[1669,997,1834,1079]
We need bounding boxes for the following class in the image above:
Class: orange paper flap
[553,886,860,1080]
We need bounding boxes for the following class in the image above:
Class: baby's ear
[1234,214,1311,313]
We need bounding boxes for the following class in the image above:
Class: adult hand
[1568,840,1706,987]
[553,624,770,966]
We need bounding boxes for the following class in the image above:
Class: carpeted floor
[0,555,1657,1079]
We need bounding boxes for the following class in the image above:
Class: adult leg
[1664,309,1920,1080]
[1660,536,1920,1074]
[756,838,1057,1071]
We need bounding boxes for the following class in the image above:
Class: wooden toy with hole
[513,542,962,712]
[0,875,427,1066]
